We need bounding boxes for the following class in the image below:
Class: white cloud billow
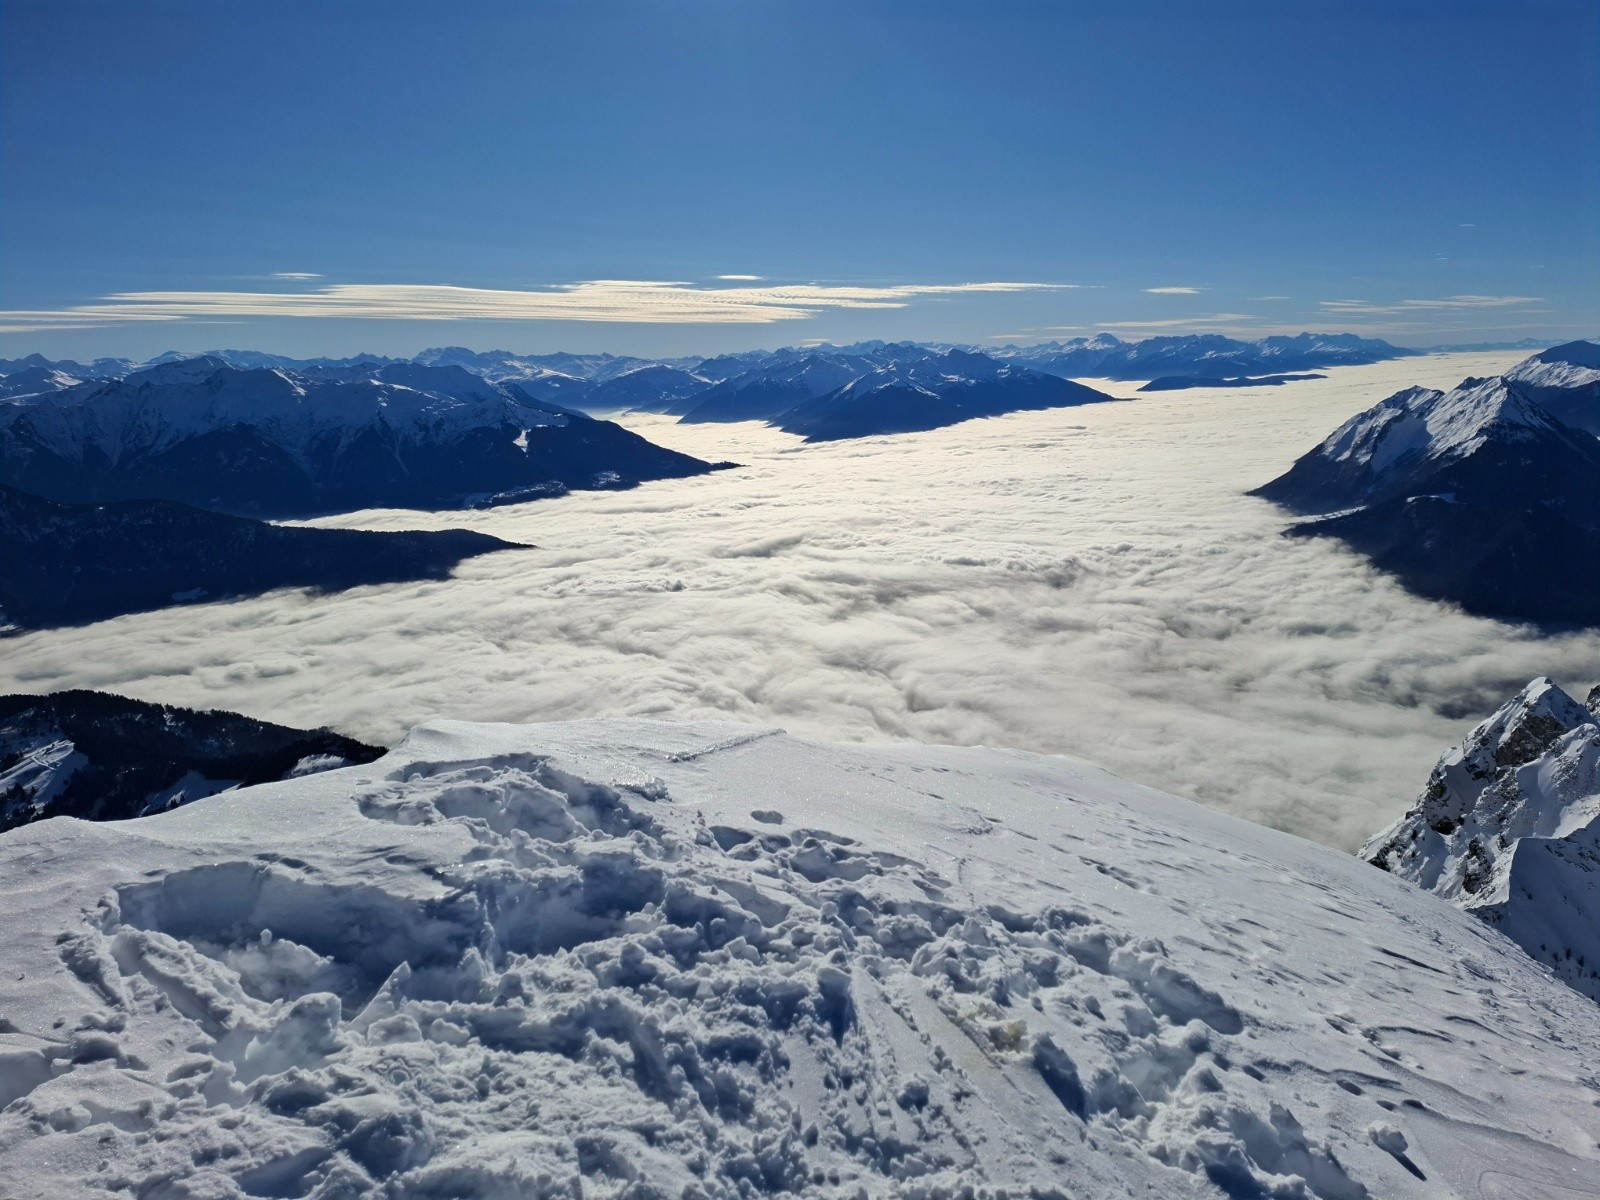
[1145,286,1202,295]
[0,278,1074,332]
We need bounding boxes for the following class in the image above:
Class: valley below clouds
[4,350,1591,850]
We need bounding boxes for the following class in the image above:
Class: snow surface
[0,735,88,819]
[1365,677,1600,1003]
[2,718,1598,1199]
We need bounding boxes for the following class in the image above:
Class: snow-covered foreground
[3,720,1597,1199]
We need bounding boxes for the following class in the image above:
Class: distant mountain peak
[1530,339,1600,369]
[1257,374,1590,518]
[0,358,718,516]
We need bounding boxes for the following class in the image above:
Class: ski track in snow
[1,719,1597,1199]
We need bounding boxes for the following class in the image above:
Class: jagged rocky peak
[1451,676,1594,783]
[1364,677,1600,1000]
[1364,678,1595,896]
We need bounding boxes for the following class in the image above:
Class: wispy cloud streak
[0,279,1077,332]
[1319,294,1542,316]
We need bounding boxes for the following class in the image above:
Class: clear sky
[3,0,1597,359]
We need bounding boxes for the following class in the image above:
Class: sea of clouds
[5,349,1593,850]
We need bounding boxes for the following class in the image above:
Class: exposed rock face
[0,690,383,831]
[1364,677,1600,1000]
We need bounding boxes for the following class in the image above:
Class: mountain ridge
[0,690,384,832]
[1251,343,1600,626]
[0,358,722,517]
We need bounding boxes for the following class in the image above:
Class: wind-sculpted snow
[2,720,1598,1198]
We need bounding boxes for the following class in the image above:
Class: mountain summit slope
[1,718,1596,1198]
[1249,376,1600,515]
[1364,677,1600,1002]
[1250,358,1600,626]
[1501,339,1600,435]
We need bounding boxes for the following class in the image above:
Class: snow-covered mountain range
[0,332,1414,433]
[1138,372,1325,392]
[2,716,1598,1199]
[659,343,1118,441]
[0,357,721,517]
[0,484,525,630]
[1251,341,1600,626]
[1364,676,1600,1004]
[987,332,1412,380]
[0,691,382,832]
[769,351,1116,442]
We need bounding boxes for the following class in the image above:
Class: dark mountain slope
[0,690,383,831]
[0,484,526,630]
[1251,368,1600,626]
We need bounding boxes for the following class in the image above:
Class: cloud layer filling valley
[5,351,1592,851]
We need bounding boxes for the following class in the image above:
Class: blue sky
[3,0,1596,359]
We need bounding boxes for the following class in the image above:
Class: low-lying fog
[6,350,1592,849]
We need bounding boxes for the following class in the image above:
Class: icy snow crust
[2,720,1599,1199]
